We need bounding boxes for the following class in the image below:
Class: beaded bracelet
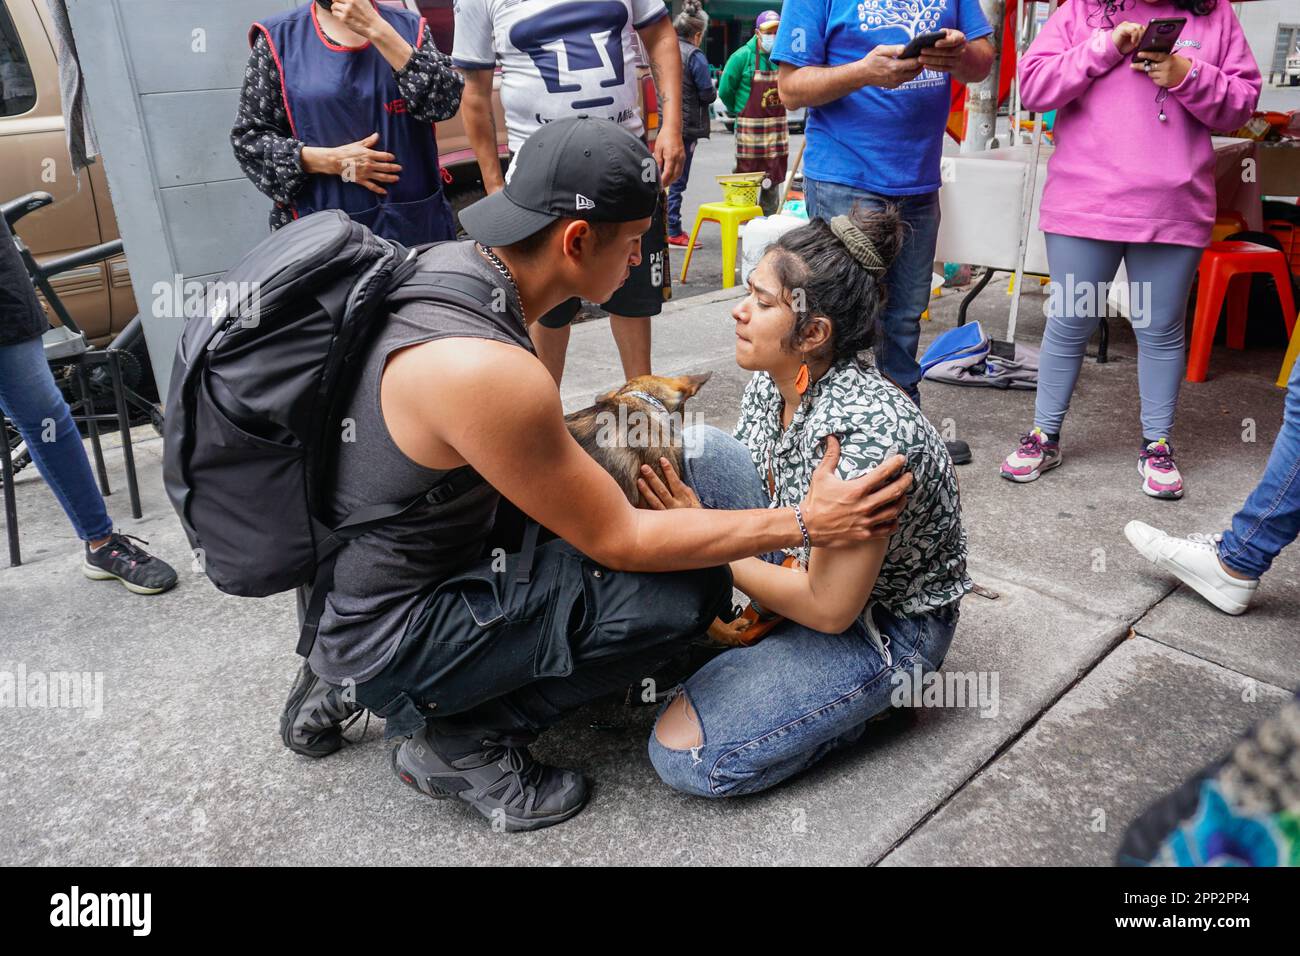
[792,503,811,553]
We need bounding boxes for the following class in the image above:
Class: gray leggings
[1035,233,1203,440]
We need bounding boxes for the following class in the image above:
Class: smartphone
[900,30,947,60]
[1131,17,1186,61]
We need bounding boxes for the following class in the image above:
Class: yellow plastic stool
[1279,312,1300,388]
[679,201,764,289]
[1007,274,1050,294]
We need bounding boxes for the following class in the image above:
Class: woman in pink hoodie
[999,0,1260,498]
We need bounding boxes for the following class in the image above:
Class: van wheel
[447,185,487,238]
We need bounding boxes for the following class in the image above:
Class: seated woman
[640,205,971,798]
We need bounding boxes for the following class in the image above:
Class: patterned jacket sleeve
[230,33,309,208]
[395,24,465,123]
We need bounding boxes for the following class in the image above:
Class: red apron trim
[249,23,299,140]
[311,0,374,52]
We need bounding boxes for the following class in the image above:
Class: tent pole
[961,0,1006,153]
[1006,0,1057,343]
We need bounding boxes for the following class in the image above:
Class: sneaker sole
[82,560,172,595]
[391,745,589,833]
[1123,526,1249,615]
[1138,463,1184,499]
[1000,456,1061,483]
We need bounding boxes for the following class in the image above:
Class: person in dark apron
[732,10,788,216]
[235,1,462,244]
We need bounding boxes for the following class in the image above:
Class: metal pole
[961,0,1006,153]
[1006,0,1057,343]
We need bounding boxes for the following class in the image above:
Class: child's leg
[1120,242,1203,441]
[1035,234,1126,436]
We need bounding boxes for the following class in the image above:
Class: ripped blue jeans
[648,424,959,798]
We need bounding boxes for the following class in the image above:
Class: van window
[0,2,36,117]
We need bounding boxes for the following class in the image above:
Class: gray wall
[66,0,297,387]
[1236,1,1300,80]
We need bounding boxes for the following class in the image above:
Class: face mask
[758,32,775,53]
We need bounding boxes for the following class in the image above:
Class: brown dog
[564,372,712,506]
[565,372,767,646]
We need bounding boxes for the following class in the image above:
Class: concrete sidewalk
[1,278,1295,865]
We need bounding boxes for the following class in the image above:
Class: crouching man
[283,117,911,831]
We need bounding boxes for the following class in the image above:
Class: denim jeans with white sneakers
[1218,358,1300,579]
[650,424,959,798]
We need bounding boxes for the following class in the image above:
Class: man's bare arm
[954,37,995,85]
[461,68,505,193]
[637,16,685,186]
[384,339,909,572]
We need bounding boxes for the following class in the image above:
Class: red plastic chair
[1186,241,1298,383]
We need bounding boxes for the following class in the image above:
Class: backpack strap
[295,263,517,658]
[296,466,481,658]
[386,265,514,321]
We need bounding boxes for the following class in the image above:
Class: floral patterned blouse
[732,357,971,617]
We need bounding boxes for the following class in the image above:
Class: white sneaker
[1123,520,1259,615]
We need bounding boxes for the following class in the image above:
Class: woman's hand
[637,458,702,510]
[329,0,386,40]
[303,133,402,195]
[1111,21,1145,56]
[800,437,910,547]
[1131,51,1191,89]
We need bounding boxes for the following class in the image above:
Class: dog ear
[674,371,713,397]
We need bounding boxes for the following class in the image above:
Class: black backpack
[163,210,499,655]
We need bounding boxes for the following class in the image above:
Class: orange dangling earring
[795,363,810,396]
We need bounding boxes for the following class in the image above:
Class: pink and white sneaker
[1000,427,1061,483]
[1139,439,1184,500]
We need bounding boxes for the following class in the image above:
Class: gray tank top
[309,240,532,685]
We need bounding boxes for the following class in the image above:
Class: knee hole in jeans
[654,690,703,751]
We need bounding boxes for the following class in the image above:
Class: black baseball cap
[459,116,661,247]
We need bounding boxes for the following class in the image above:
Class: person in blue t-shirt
[772,0,994,424]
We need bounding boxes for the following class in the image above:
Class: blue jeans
[1037,234,1203,439]
[666,137,698,236]
[1218,358,1300,578]
[650,424,959,798]
[803,179,940,405]
[0,336,112,541]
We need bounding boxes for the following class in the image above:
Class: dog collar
[622,390,669,415]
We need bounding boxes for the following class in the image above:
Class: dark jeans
[667,137,698,235]
[355,506,733,743]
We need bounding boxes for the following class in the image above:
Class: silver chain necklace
[476,242,528,329]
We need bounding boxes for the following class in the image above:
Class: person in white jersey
[454,0,684,385]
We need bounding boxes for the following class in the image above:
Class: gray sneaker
[82,532,177,595]
[392,729,589,832]
[279,660,363,758]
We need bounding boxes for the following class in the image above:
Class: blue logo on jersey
[508,1,628,109]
